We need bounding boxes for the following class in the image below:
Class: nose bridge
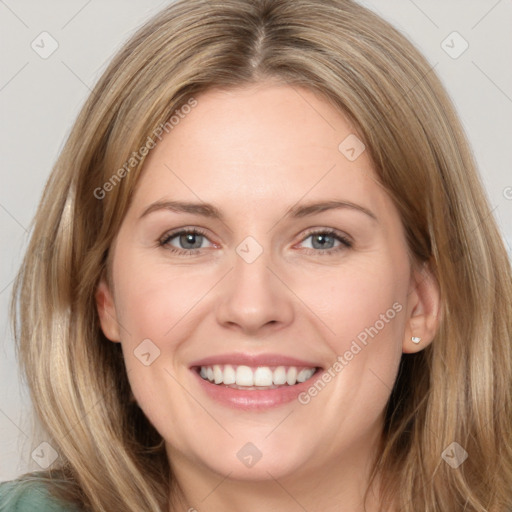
[233,239,273,293]
[214,235,294,334]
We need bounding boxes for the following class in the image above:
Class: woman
[2,0,511,510]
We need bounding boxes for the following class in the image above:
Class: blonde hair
[9,0,512,510]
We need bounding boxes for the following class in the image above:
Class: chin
[185,435,315,482]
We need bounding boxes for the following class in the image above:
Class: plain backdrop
[1,0,511,481]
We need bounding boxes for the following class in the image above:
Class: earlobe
[95,276,121,342]
[402,262,441,354]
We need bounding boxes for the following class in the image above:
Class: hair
[8,0,512,510]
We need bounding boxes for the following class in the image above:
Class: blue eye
[158,228,352,256]
[159,228,212,255]
[298,229,352,254]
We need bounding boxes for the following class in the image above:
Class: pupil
[313,234,333,249]
[181,233,202,249]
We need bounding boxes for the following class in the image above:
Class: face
[96,82,438,487]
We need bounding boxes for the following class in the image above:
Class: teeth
[273,366,287,385]
[254,367,273,386]
[198,364,316,387]
[213,365,223,384]
[286,367,297,386]
[297,368,315,383]
[223,364,236,385]
[236,365,254,386]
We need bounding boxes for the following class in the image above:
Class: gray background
[1,0,511,481]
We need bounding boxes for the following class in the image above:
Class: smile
[198,364,318,388]
[190,353,324,409]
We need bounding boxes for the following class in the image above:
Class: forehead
[129,83,391,222]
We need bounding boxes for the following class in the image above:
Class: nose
[214,246,295,337]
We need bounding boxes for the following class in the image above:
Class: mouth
[195,364,320,389]
[189,355,323,409]
[196,364,319,391]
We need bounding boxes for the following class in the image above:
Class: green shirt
[0,480,79,511]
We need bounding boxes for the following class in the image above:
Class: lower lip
[192,369,321,410]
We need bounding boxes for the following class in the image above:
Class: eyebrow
[139,199,378,223]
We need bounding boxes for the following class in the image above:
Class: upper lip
[190,353,323,369]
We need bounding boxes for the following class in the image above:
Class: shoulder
[0,479,80,512]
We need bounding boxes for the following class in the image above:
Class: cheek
[294,263,406,425]
[113,256,215,341]
[302,255,407,351]
[111,260,207,432]
[295,251,408,419]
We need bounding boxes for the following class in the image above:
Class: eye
[158,228,215,255]
[158,227,352,256]
[297,228,352,255]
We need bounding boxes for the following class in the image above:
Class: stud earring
[411,336,421,344]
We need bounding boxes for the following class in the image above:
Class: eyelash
[158,227,353,256]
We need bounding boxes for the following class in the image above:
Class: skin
[96,82,440,512]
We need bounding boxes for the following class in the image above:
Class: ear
[95,274,121,343]
[402,261,441,354]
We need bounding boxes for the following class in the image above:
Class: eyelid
[297,227,353,246]
[158,226,215,247]
[158,226,353,255]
